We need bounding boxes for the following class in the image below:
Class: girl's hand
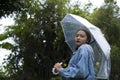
[54,62,62,71]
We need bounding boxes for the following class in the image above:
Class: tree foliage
[0,0,29,18]
[1,0,71,80]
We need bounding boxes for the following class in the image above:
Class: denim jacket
[59,44,94,80]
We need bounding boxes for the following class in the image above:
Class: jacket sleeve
[59,45,90,78]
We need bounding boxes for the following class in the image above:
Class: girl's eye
[80,35,85,38]
[76,35,79,37]
[76,34,79,37]
[76,34,80,37]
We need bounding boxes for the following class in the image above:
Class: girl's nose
[77,36,81,39]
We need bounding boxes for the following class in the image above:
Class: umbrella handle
[52,68,59,75]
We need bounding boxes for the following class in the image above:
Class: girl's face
[75,30,88,46]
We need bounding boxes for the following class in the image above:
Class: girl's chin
[76,44,81,47]
[76,43,85,46]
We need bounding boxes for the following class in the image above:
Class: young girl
[53,29,94,80]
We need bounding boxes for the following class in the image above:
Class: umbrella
[60,13,111,79]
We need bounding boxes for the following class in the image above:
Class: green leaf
[0,33,8,41]
[0,42,13,50]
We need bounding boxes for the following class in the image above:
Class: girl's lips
[76,41,81,44]
[76,41,81,43]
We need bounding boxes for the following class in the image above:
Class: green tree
[0,0,30,18]
[1,0,71,80]
[0,66,6,79]
[68,0,92,19]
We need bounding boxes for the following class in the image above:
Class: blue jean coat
[59,44,94,80]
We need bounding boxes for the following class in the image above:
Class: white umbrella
[60,13,111,79]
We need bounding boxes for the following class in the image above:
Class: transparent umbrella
[60,13,111,79]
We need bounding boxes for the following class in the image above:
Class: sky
[0,17,14,66]
[71,0,104,7]
[0,0,120,66]
[71,0,120,8]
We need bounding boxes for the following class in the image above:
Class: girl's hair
[76,29,91,44]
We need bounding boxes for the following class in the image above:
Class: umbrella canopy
[60,13,111,79]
